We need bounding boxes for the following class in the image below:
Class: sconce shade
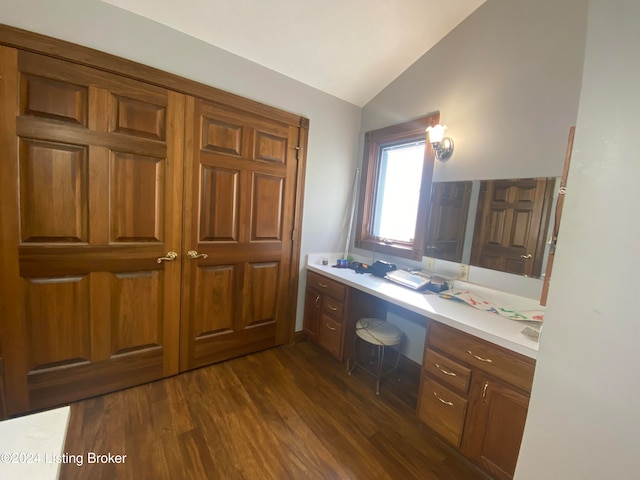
[426,124,447,143]
[426,124,453,161]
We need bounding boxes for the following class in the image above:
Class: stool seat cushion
[355,318,402,346]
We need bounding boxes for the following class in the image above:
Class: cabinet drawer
[428,322,535,393]
[307,271,346,301]
[418,376,467,447]
[321,297,344,321]
[317,315,343,359]
[424,348,471,393]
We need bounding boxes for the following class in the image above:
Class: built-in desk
[305,256,541,479]
[306,261,540,359]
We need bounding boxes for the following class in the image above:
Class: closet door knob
[157,251,178,263]
[187,250,208,260]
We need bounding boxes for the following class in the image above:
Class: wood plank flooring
[59,342,489,480]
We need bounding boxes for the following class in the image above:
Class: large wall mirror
[425,177,557,278]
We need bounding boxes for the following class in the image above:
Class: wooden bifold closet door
[0,48,185,414]
[0,40,306,416]
[179,97,300,370]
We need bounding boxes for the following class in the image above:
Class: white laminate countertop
[306,260,542,359]
[0,406,70,480]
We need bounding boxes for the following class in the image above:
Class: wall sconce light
[426,124,454,161]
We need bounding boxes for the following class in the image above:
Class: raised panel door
[425,181,472,262]
[462,375,531,480]
[179,98,301,370]
[0,49,184,415]
[471,178,554,277]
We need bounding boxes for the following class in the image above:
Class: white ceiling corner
[101,0,486,106]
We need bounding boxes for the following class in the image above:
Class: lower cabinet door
[418,375,468,447]
[462,375,530,480]
[317,315,343,360]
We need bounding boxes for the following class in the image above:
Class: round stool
[348,318,403,395]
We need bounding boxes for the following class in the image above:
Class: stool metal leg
[393,336,403,381]
[376,344,385,395]
[348,333,358,375]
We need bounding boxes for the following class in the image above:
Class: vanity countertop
[306,259,541,359]
[0,405,70,480]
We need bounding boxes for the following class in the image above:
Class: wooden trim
[293,330,308,344]
[355,114,438,261]
[286,120,310,344]
[541,127,575,305]
[0,46,30,414]
[0,23,306,128]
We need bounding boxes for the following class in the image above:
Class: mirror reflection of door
[470,178,555,277]
[425,181,472,262]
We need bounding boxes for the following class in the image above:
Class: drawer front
[307,271,346,301]
[428,322,535,393]
[317,315,344,360]
[424,348,471,393]
[321,297,344,321]
[418,376,467,447]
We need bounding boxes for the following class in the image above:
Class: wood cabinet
[303,271,387,362]
[418,322,535,479]
[303,271,347,360]
[0,27,308,416]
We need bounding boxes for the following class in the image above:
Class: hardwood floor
[60,342,489,480]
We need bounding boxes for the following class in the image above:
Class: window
[355,114,438,260]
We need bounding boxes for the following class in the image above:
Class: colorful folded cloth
[440,289,544,322]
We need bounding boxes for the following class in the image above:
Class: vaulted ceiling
[101,0,486,106]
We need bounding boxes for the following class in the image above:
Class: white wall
[352,0,587,360]
[0,0,362,331]
[515,1,640,478]
[362,0,586,182]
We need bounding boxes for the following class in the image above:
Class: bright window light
[372,141,425,242]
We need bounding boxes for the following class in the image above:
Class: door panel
[110,151,165,242]
[19,139,88,243]
[180,98,298,371]
[242,261,280,327]
[0,50,184,415]
[199,166,240,241]
[24,275,90,370]
[251,173,284,240]
[193,265,237,336]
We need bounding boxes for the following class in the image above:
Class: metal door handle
[187,250,208,260]
[520,253,533,259]
[157,251,178,263]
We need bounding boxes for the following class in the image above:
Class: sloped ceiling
[101,0,485,106]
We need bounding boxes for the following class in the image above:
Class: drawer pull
[435,363,457,377]
[467,350,493,363]
[327,304,338,311]
[318,282,328,288]
[433,391,454,406]
[315,295,320,307]
[482,381,489,401]
[325,323,336,331]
